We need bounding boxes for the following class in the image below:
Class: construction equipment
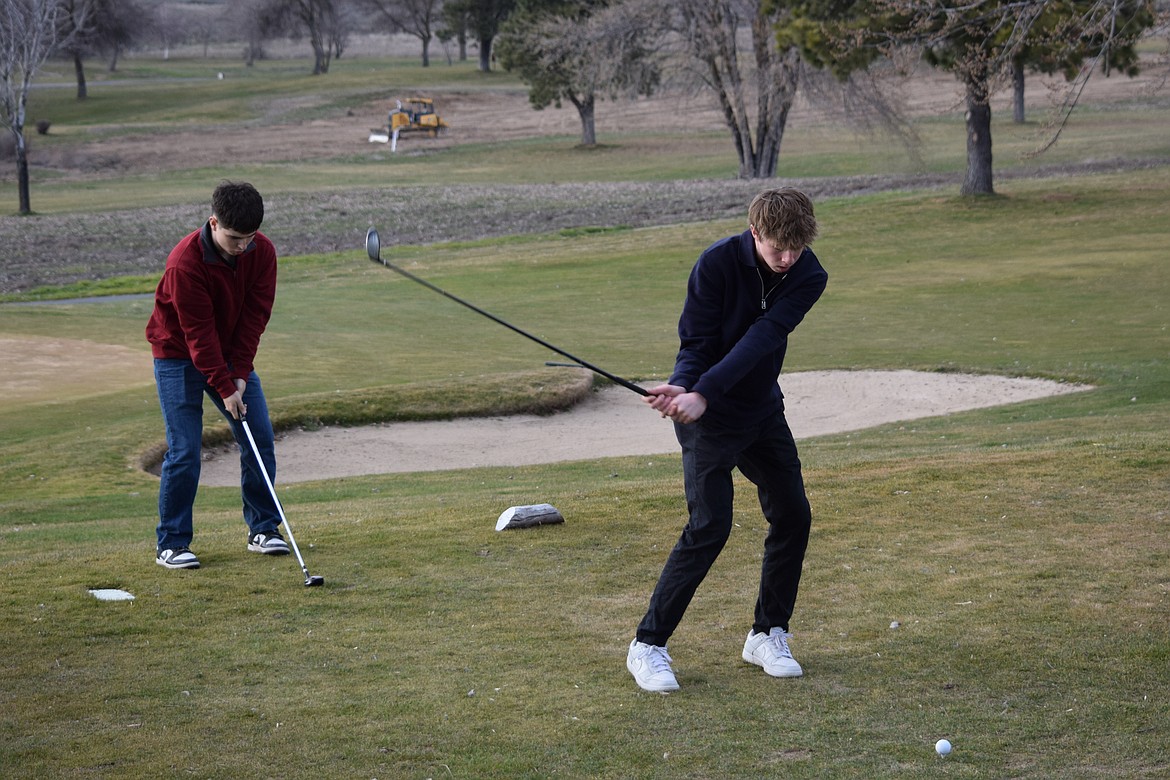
[388,97,449,137]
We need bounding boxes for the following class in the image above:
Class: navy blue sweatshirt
[669,229,828,427]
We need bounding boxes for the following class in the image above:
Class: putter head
[365,227,380,262]
[304,575,325,587]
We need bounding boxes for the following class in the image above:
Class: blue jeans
[153,358,280,551]
[636,408,812,646]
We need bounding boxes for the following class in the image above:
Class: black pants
[635,407,812,646]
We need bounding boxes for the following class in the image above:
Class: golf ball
[935,738,952,756]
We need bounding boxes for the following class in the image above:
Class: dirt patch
[0,335,150,403]
[196,370,1091,486]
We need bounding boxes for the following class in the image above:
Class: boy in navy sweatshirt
[627,188,828,692]
[146,181,289,570]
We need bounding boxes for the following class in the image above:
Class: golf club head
[365,227,381,262]
[304,575,325,587]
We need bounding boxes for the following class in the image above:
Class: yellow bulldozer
[368,97,449,147]
[388,97,449,137]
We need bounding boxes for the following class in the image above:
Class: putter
[239,415,324,587]
[365,227,648,397]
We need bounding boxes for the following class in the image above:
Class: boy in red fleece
[146,181,289,570]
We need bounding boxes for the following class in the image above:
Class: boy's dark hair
[211,181,264,234]
[748,188,818,249]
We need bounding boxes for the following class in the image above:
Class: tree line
[3,0,1168,216]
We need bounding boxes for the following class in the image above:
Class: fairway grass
[2,170,1169,778]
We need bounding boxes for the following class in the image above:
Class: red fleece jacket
[146,223,277,400]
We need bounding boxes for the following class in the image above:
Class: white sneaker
[742,628,803,678]
[627,639,680,692]
[248,531,290,555]
[156,547,200,570]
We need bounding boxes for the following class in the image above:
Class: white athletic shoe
[627,639,680,692]
[248,531,290,555]
[156,547,200,570]
[742,628,803,678]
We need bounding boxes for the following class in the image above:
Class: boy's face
[209,215,256,258]
[750,225,802,274]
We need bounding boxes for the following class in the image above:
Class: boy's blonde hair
[748,188,818,249]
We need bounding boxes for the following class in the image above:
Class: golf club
[239,415,324,587]
[365,227,648,397]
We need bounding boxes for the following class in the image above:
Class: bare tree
[154,0,184,59]
[1,0,82,214]
[497,0,662,146]
[55,0,153,94]
[438,3,471,62]
[261,0,345,73]
[328,0,359,58]
[443,0,515,71]
[102,0,151,71]
[56,0,95,99]
[667,0,802,179]
[233,0,287,65]
[360,0,443,66]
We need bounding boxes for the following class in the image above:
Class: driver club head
[365,227,380,261]
[304,575,325,587]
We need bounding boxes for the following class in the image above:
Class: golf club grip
[369,255,649,396]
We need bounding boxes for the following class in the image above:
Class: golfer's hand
[644,383,685,417]
[644,384,707,423]
[224,389,247,420]
[667,391,707,424]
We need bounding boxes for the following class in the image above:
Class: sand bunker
[198,370,1089,486]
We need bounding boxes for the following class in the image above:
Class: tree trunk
[421,36,430,67]
[961,72,995,196]
[571,93,596,146]
[73,52,87,101]
[312,38,331,74]
[478,35,493,72]
[752,40,800,179]
[16,132,32,215]
[754,108,788,178]
[1012,58,1025,124]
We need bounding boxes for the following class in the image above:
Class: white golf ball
[935,738,952,756]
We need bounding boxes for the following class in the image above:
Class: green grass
[2,51,1169,779]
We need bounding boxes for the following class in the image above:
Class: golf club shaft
[369,254,648,397]
[240,417,315,580]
